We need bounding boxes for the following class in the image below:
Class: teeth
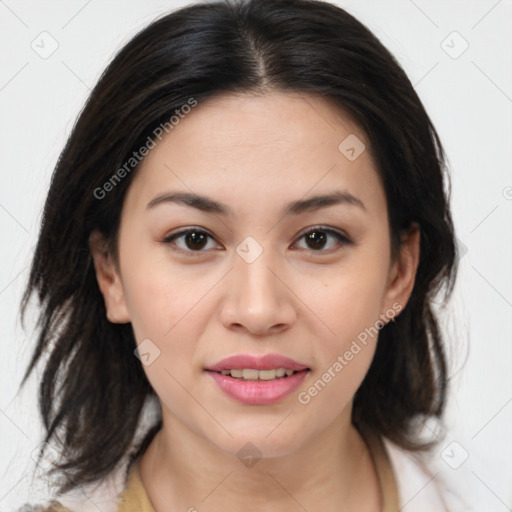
[219,368,297,380]
[243,369,260,380]
[256,369,276,381]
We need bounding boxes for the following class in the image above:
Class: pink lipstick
[205,353,310,405]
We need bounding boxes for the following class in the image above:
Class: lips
[205,353,310,373]
[205,353,310,405]
[208,370,308,405]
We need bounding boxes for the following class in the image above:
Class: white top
[383,437,474,511]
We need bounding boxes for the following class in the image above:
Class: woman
[18,0,468,510]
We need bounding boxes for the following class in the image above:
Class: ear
[89,230,130,324]
[381,222,420,321]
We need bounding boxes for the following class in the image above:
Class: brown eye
[163,228,220,254]
[183,231,208,250]
[304,230,328,250]
[295,226,351,252]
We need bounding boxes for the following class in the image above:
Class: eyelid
[162,226,215,244]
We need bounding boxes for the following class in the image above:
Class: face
[91,91,419,459]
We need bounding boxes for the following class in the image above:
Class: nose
[219,248,298,336]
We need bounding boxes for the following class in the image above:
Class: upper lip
[205,353,310,372]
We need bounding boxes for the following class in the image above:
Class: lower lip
[206,370,309,405]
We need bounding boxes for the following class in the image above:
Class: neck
[139,409,381,512]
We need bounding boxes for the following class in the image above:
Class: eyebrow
[146,189,366,216]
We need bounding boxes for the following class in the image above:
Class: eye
[162,225,351,256]
[293,226,351,252]
[162,228,221,255]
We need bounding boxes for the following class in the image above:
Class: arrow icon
[338,134,365,161]
[134,339,161,365]
[236,236,263,263]
[440,31,469,60]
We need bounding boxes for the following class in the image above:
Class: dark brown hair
[20,0,458,495]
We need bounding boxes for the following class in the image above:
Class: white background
[1,0,511,509]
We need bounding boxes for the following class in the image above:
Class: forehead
[158,90,363,156]
[125,91,386,217]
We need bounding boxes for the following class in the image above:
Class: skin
[90,90,420,511]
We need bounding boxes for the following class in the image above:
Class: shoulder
[16,399,161,512]
[16,467,128,512]
[15,502,71,512]
[383,437,475,512]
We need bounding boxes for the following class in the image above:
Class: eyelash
[162,225,352,257]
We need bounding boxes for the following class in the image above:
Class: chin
[200,419,313,461]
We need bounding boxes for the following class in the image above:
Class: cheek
[295,345,375,439]
[297,272,385,418]
[118,243,217,379]
[120,260,206,416]
[306,257,389,347]
[119,239,213,341]
[299,250,388,397]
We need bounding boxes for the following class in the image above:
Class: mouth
[204,353,311,405]
[209,368,307,380]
